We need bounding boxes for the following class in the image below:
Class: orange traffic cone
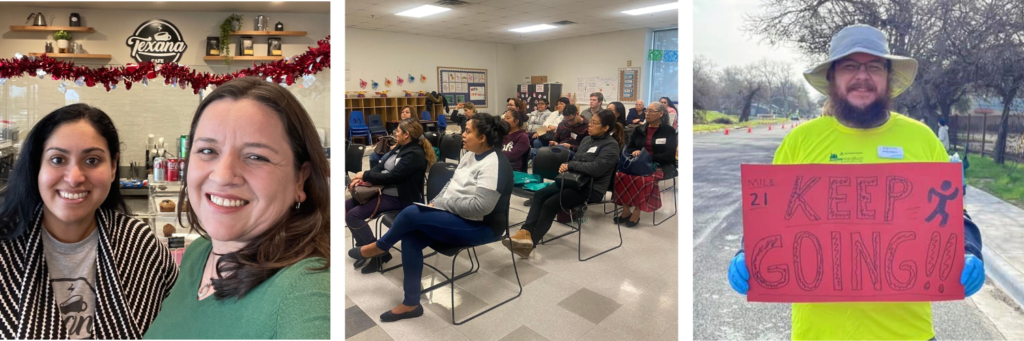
[724,127,730,135]
[782,124,787,129]
[747,127,752,133]
[769,125,773,130]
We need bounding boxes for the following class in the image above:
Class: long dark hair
[595,109,625,147]
[180,76,330,299]
[660,97,678,112]
[0,104,128,240]
[505,109,527,130]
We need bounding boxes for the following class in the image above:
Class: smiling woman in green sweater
[144,77,331,339]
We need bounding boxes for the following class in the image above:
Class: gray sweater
[432,148,508,221]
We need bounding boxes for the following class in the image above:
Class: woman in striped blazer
[0,104,179,339]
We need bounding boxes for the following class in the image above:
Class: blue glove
[961,254,984,297]
[728,252,750,295]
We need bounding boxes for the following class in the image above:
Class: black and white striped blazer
[0,207,179,339]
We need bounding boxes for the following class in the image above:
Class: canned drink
[153,157,166,182]
[179,159,185,181]
[167,157,180,181]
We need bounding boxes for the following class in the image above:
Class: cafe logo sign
[125,19,187,64]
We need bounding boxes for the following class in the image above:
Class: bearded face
[827,53,892,128]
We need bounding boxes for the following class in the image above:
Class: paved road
[692,126,1008,340]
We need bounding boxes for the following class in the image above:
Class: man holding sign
[726,25,985,340]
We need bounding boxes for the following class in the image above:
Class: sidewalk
[965,185,1024,309]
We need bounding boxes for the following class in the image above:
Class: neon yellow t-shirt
[772,112,948,340]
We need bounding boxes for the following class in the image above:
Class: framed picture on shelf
[206,37,220,56]
[268,37,282,56]
[239,36,254,56]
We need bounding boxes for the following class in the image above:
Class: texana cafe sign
[741,163,965,303]
[125,19,188,64]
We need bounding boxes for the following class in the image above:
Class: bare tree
[968,0,1024,164]
[694,54,720,123]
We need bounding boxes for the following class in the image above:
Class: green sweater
[143,238,330,339]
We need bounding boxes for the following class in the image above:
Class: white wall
[511,28,652,112]
[0,7,331,164]
[344,28,514,113]
[345,28,654,115]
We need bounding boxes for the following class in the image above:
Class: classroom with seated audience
[343,1,679,340]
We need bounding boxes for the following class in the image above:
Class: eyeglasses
[835,60,888,76]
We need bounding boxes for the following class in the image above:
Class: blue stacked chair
[348,111,371,144]
[367,114,388,142]
[437,112,448,134]
[421,111,438,132]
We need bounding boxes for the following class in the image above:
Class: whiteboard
[576,76,619,104]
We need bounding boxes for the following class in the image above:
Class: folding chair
[540,172,623,261]
[371,162,457,273]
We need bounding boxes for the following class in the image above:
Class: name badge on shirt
[395,157,402,164]
[877,146,904,159]
[571,133,578,139]
[588,146,598,153]
[655,138,667,145]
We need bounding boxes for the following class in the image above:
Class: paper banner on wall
[663,50,679,63]
[647,49,664,61]
[470,86,485,100]
[740,163,965,303]
[371,80,379,90]
[385,77,392,87]
[409,74,415,83]
[359,79,367,89]
[421,74,427,83]
[397,76,404,86]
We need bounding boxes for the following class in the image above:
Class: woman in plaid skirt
[614,102,677,227]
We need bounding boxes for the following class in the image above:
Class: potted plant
[54,30,72,53]
[219,14,243,65]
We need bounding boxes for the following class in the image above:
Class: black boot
[361,252,393,274]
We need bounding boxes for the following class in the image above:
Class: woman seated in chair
[614,102,677,227]
[505,109,623,258]
[502,109,531,171]
[369,106,416,168]
[348,113,513,322]
[347,118,435,273]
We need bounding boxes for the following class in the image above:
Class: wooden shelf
[28,53,110,59]
[11,26,95,33]
[345,97,443,129]
[203,56,284,62]
[230,30,306,36]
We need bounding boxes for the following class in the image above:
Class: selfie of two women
[0,2,331,339]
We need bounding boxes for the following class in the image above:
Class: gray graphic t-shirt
[41,227,98,339]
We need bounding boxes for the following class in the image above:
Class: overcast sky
[693,0,822,99]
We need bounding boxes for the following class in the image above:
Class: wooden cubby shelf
[345,97,446,128]
[28,53,111,59]
[230,31,306,36]
[203,56,285,62]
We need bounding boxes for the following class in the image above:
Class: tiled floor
[346,148,679,340]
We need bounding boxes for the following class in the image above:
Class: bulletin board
[438,67,489,108]
[619,67,641,102]
[576,76,619,104]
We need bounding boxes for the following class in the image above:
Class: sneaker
[524,198,532,206]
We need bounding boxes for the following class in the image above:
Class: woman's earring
[295,202,301,210]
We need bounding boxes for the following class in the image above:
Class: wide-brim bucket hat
[803,24,918,98]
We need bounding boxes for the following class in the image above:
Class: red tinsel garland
[0,36,330,94]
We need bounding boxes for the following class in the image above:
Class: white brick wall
[0,70,330,165]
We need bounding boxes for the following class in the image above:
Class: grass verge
[964,154,1024,209]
